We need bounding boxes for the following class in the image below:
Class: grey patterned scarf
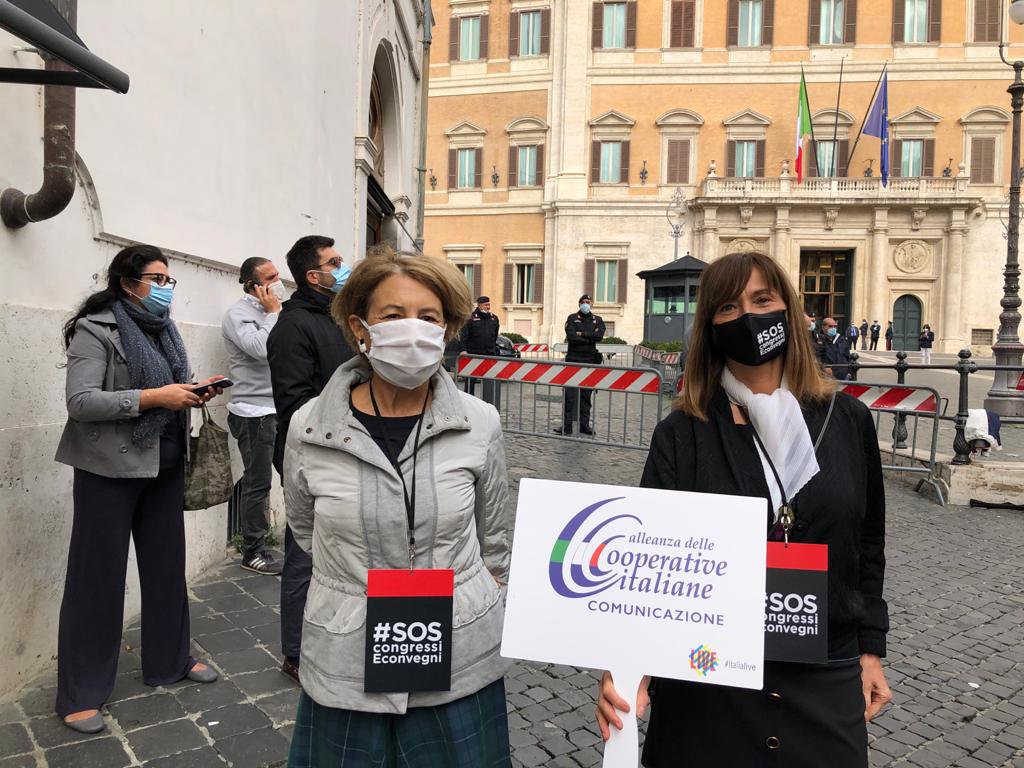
[111,299,190,447]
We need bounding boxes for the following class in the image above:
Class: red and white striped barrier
[633,345,680,365]
[513,343,550,353]
[839,384,938,413]
[458,356,661,393]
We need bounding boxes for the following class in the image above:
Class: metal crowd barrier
[838,381,947,505]
[631,346,682,395]
[456,353,665,450]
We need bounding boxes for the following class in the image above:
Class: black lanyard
[369,381,431,569]
[739,392,836,544]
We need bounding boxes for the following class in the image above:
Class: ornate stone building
[425,0,1022,352]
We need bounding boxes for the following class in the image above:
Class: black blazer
[641,388,888,658]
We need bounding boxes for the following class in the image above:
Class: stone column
[870,207,890,328]
[701,206,719,261]
[773,206,792,279]
[942,207,968,352]
[549,0,591,201]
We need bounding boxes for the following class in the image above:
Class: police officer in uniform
[556,294,605,435]
[459,296,501,408]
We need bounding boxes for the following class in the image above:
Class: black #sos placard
[764,543,828,664]
[364,569,454,693]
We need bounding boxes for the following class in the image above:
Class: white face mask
[269,280,287,300]
[358,318,446,390]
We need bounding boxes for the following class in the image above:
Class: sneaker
[242,551,282,575]
[282,656,300,684]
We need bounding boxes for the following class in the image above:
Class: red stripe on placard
[841,384,870,399]
[871,386,915,409]
[366,569,455,598]
[607,370,643,390]
[522,363,552,382]
[471,358,500,377]
[914,395,938,413]
[589,542,606,569]
[579,368,611,388]
[766,542,828,571]
[495,361,525,380]
[550,366,580,385]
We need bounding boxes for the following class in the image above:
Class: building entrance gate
[893,294,923,352]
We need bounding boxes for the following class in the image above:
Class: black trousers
[281,524,312,660]
[227,412,276,558]
[562,387,593,429]
[56,453,192,717]
[463,378,501,410]
[869,337,879,350]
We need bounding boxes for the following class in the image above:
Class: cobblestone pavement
[2,434,1023,767]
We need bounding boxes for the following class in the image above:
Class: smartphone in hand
[191,379,234,397]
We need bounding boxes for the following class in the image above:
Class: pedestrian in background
[859,319,869,350]
[55,245,223,733]
[221,256,285,575]
[885,321,894,351]
[806,312,824,363]
[556,294,605,436]
[870,320,881,351]
[847,322,859,349]
[598,251,890,767]
[267,235,354,684]
[285,247,512,767]
[459,295,501,408]
[919,324,935,365]
[820,316,853,379]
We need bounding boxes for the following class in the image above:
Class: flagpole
[803,64,818,168]
[847,63,888,173]
[831,57,845,176]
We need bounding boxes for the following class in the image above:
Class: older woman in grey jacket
[54,245,223,734]
[284,247,512,767]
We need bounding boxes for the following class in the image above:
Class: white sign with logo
[501,479,767,768]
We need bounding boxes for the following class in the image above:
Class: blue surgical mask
[320,263,351,294]
[826,327,838,338]
[579,303,591,314]
[131,279,174,315]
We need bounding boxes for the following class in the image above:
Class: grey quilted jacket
[54,310,191,478]
[284,358,512,713]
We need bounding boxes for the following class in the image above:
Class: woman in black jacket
[596,251,891,767]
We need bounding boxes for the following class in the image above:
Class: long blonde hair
[675,251,833,420]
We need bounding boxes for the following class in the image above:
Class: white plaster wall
[0,0,426,700]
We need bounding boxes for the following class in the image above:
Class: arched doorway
[892,294,922,351]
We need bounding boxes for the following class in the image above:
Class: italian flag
[794,69,812,183]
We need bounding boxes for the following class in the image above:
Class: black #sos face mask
[712,310,789,367]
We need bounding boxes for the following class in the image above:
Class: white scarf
[721,367,819,512]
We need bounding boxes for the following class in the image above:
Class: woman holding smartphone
[54,244,225,733]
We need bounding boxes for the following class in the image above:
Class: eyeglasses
[314,258,343,270]
[137,274,177,287]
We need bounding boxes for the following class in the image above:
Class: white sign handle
[601,668,644,768]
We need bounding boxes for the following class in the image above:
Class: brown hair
[331,244,473,348]
[675,251,833,420]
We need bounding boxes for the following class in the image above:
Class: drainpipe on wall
[414,0,433,251]
[1,0,77,229]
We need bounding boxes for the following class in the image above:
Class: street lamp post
[666,187,686,261]
[985,3,1024,416]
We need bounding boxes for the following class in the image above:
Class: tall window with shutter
[727,140,765,177]
[508,263,542,304]
[891,139,934,176]
[812,139,849,177]
[974,0,1000,42]
[728,0,774,46]
[810,0,855,44]
[669,0,696,48]
[592,141,630,184]
[511,10,550,57]
[594,1,637,49]
[456,263,482,299]
[666,139,691,184]
[449,147,483,189]
[970,136,996,183]
[895,0,940,43]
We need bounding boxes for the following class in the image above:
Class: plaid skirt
[288,679,511,768]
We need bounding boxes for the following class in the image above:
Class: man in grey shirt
[221,257,285,574]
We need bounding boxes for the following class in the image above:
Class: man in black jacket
[869,320,881,351]
[859,319,869,350]
[267,234,353,684]
[556,294,605,435]
[459,296,501,407]
[820,316,853,379]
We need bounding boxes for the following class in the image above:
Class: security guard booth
[637,254,707,345]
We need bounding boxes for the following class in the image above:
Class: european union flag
[863,71,889,187]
